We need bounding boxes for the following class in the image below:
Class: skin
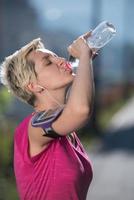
[27,49,74,111]
[27,32,95,157]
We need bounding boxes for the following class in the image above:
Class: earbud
[36,85,45,93]
[37,85,45,90]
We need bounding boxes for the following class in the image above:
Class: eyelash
[46,61,52,65]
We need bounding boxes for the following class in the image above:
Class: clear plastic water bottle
[87,21,116,48]
[69,21,116,69]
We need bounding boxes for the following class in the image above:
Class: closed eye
[46,60,52,65]
[42,56,52,66]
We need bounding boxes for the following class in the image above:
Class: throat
[35,89,68,112]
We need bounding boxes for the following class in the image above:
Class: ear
[26,83,40,93]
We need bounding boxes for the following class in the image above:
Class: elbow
[84,107,93,119]
[73,106,93,119]
[74,97,95,118]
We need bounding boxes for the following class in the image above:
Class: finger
[67,45,75,55]
[83,30,92,40]
[92,48,98,53]
[92,52,99,60]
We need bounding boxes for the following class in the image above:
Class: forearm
[67,51,95,114]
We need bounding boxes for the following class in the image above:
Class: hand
[92,51,99,60]
[67,31,93,59]
[84,32,99,60]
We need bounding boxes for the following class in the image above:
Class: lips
[64,62,72,72]
[66,62,72,69]
[59,62,73,73]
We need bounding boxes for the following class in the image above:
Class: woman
[0,32,95,200]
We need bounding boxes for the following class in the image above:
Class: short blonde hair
[0,38,45,106]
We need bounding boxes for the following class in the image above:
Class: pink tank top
[14,114,93,200]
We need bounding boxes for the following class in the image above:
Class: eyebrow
[41,54,50,63]
[42,54,49,59]
[41,52,58,64]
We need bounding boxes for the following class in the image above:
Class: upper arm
[52,106,90,135]
[29,106,90,148]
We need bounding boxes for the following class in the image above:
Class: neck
[34,87,67,112]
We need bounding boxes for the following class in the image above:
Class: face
[27,49,74,90]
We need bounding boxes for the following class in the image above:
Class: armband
[31,107,63,138]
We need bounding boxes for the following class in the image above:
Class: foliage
[0,87,12,113]
[0,176,18,200]
[0,115,18,199]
